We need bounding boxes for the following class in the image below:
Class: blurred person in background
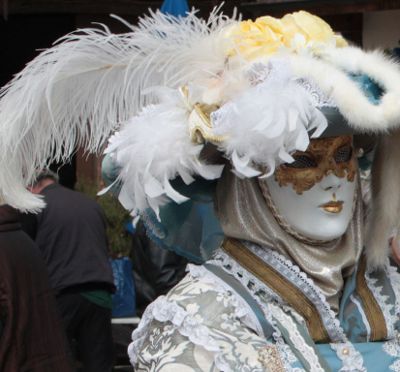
[102,154,189,317]
[0,203,73,372]
[129,220,188,315]
[26,170,115,372]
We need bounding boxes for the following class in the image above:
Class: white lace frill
[383,335,400,372]
[129,266,272,371]
[210,245,367,371]
[330,343,366,372]
[187,264,264,336]
[208,250,323,371]
[189,264,304,371]
[384,261,400,371]
[386,260,400,319]
[128,295,219,366]
[365,262,395,338]
[214,243,346,343]
[268,302,325,372]
[244,244,367,371]
[247,243,347,342]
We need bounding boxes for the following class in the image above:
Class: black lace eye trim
[286,154,317,168]
[334,146,353,163]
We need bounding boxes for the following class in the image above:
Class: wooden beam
[3,0,163,16]
[1,0,233,16]
[4,0,400,17]
[1,0,251,17]
[241,0,400,16]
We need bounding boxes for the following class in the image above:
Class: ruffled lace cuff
[129,295,220,366]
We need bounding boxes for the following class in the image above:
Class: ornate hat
[0,9,400,267]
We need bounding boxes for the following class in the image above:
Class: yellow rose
[227,19,283,59]
[255,16,285,35]
[224,11,347,61]
[284,12,329,41]
[334,34,348,48]
[281,11,347,47]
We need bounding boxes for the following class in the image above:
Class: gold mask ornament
[274,135,357,195]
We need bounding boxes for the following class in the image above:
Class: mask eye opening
[334,145,353,163]
[285,154,318,169]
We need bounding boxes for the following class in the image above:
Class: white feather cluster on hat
[102,61,328,218]
[104,89,224,219]
[0,8,400,267]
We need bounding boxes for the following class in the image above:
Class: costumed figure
[1,7,400,372]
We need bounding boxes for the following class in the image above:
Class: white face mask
[265,172,356,241]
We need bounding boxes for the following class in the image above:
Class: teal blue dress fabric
[101,154,224,263]
[140,178,224,263]
[129,243,400,371]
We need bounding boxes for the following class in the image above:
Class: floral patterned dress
[129,241,400,372]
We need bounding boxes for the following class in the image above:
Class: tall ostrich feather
[0,8,236,211]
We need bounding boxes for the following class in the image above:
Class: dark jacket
[0,205,73,372]
[34,183,114,293]
[130,221,188,315]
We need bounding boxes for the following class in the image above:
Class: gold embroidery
[356,255,388,341]
[223,239,330,343]
[258,345,285,371]
[274,136,357,194]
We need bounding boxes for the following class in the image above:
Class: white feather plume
[104,61,330,216]
[0,8,236,211]
[104,90,224,218]
[2,2,400,276]
[210,61,328,178]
